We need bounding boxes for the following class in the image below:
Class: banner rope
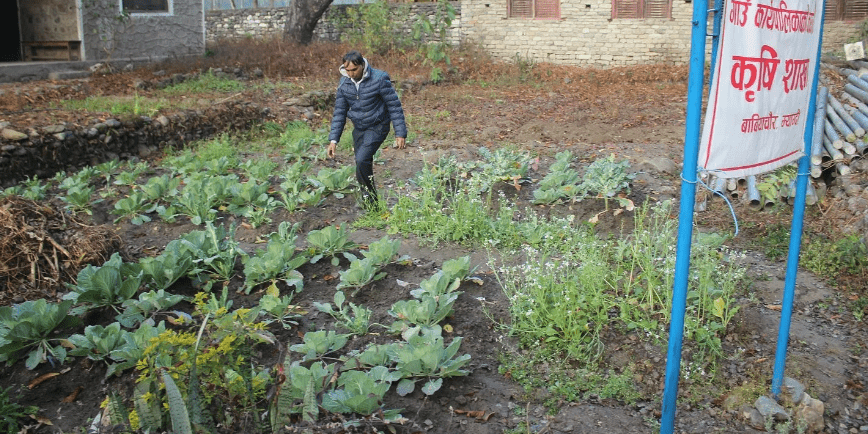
[686,170,740,236]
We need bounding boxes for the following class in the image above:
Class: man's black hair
[342,51,364,66]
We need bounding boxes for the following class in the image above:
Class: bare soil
[1,42,866,434]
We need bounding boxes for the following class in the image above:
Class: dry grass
[0,197,120,302]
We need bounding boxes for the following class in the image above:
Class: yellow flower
[128,410,140,430]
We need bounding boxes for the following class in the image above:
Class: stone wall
[823,20,864,55]
[204,2,862,67]
[462,0,693,66]
[0,103,267,187]
[205,3,462,44]
[82,0,206,62]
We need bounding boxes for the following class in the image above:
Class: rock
[742,404,766,429]
[123,63,134,72]
[782,377,806,405]
[43,125,66,134]
[156,115,170,127]
[153,70,166,77]
[138,144,155,158]
[637,156,679,175]
[0,121,9,129]
[53,133,66,141]
[845,183,863,197]
[847,197,868,214]
[252,68,264,78]
[755,395,789,422]
[88,63,105,73]
[1,144,16,152]
[105,119,122,129]
[2,128,28,141]
[793,393,825,433]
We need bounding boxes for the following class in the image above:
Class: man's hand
[327,141,337,159]
[395,137,406,150]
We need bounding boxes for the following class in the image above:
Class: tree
[284,0,334,45]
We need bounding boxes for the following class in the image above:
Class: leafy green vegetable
[139,240,196,291]
[117,289,185,328]
[0,299,80,369]
[179,222,246,282]
[308,165,355,198]
[107,321,167,378]
[64,253,144,315]
[387,328,470,396]
[336,257,386,295]
[112,190,154,225]
[313,291,373,336]
[243,222,307,293]
[321,366,401,415]
[289,330,349,362]
[68,322,129,363]
[307,223,356,266]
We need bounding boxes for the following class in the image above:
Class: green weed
[161,70,245,94]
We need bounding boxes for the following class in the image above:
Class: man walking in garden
[327,50,407,210]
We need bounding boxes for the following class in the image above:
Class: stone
[782,377,806,405]
[2,128,28,141]
[156,115,170,127]
[2,144,17,152]
[43,125,66,134]
[755,395,789,421]
[106,119,122,129]
[53,133,66,141]
[741,405,766,430]
[793,393,825,433]
[637,156,679,175]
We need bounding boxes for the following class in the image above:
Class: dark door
[0,1,21,61]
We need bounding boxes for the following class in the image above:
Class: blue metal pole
[709,0,724,81]
[770,4,826,397]
[659,0,708,431]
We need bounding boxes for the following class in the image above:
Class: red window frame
[611,0,672,19]
[824,0,868,21]
[509,0,561,19]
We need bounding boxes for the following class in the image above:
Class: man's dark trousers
[352,120,390,206]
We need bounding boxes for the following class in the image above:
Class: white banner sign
[699,0,823,178]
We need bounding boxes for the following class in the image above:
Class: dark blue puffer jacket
[328,60,407,143]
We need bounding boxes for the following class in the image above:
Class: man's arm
[329,82,349,143]
[380,74,407,146]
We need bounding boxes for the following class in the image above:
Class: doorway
[0,1,22,62]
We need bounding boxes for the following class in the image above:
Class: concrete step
[48,70,91,80]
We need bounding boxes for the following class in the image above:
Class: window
[824,0,868,20]
[122,0,169,12]
[611,0,671,18]
[509,0,560,19]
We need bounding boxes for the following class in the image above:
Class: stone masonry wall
[823,21,864,55]
[206,3,462,44]
[82,0,206,62]
[204,2,860,67]
[0,103,267,187]
[463,0,692,66]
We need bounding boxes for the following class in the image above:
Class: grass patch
[58,94,175,117]
[160,70,246,94]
